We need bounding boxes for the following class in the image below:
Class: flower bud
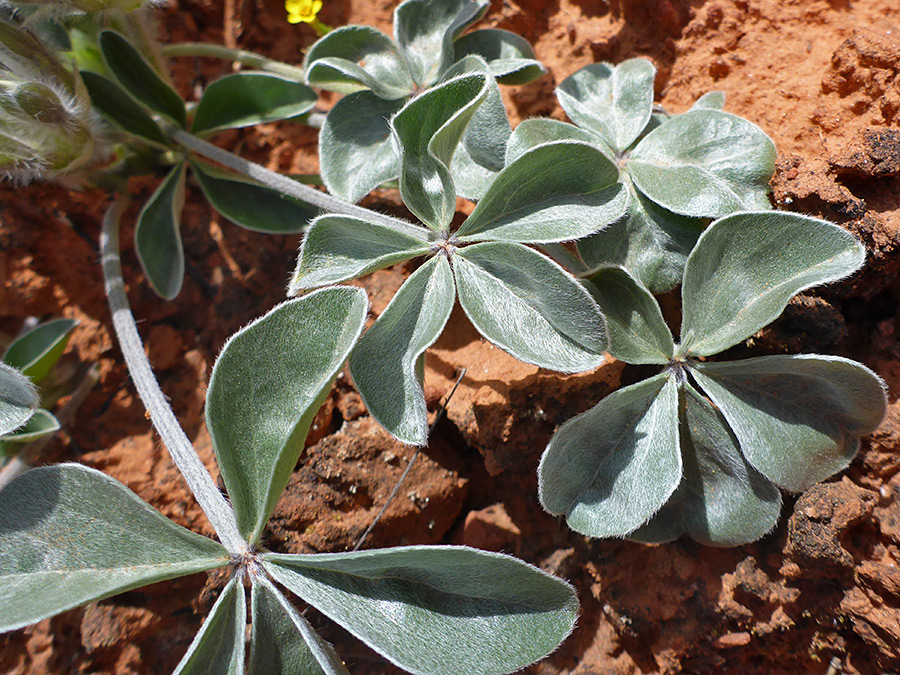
[0,20,97,181]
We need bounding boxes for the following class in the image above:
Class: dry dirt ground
[1,0,899,673]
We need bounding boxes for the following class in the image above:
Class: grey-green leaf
[99,30,186,127]
[191,160,317,234]
[348,256,455,445]
[135,162,187,300]
[249,576,349,675]
[394,0,489,87]
[691,355,887,492]
[505,118,600,165]
[538,374,681,538]
[304,26,415,99]
[577,179,704,294]
[319,91,404,203]
[679,211,865,357]
[263,545,578,675]
[3,317,77,383]
[690,91,726,111]
[290,215,430,291]
[173,575,246,675]
[586,266,674,365]
[677,382,782,546]
[556,59,656,152]
[454,242,606,372]
[453,28,546,85]
[191,72,317,135]
[0,464,228,632]
[0,408,59,443]
[206,287,368,544]
[0,361,38,437]
[392,72,488,231]
[80,71,169,146]
[456,141,626,243]
[628,109,776,217]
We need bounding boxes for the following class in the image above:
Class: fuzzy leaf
[135,162,186,299]
[80,71,168,146]
[394,0,489,87]
[577,179,704,294]
[453,28,545,84]
[349,256,455,445]
[304,26,415,99]
[690,91,725,111]
[99,30,186,127]
[556,59,656,152]
[586,266,673,365]
[457,141,626,243]
[249,576,349,675]
[0,361,38,437]
[454,242,606,372]
[263,545,578,675]
[0,408,59,443]
[3,317,77,383]
[173,576,246,675]
[505,118,599,164]
[191,72,317,135]
[392,72,489,231]
[628,110,776,217]
[692,355,887,492]
[0,464,228,632]
[290,215,430,291]
[206,288,368,544]
[538,374,681,538]
[680,212,865,357]
[319,91,404,203]
[191,160,317,233]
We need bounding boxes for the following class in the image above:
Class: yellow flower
[285,0,322,24]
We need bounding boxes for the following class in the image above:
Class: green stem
[167,127,428,240]
[161,42,307,81]
[101,197,248,556]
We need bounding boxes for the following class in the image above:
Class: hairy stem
[101,197,247,555]
[161,42,308,81]
[167,128,427,240]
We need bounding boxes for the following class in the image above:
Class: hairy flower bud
[0,19,97,181]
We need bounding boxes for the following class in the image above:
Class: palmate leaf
[0,361,38,437]
[392,72,489,231]
[586,266,673,365]
[319,91,405,204]
[348,256,455,446]
[80,71,169,147]
[135,161,187,299]
[628,109,776,217]
[190,160,317,234]
[453,28,546,85]
[262,545,578,675]
[191,72,317,135]
[456,141,626,243]
[538,373,680,538]
[394,0,489,87]
[629,382,782,546]
[172,575,245,675]
[3,317,77,383]
[249,576,349,675]
[505,118,600,164]
[304,26,415,99]
[99,30,186,128]
[692,355,887,492]
[577,179,704,294]
[454,242,606,372]
[0,464,228,632]
[206,287,368,544]
[290,215,430,291]
[556,59,656,153]
[679,211,865,357]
